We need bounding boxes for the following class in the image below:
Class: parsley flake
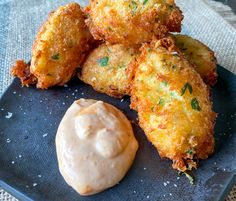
[98,57,109,67]
[178,171,194,185]
[184,172,194,185]
[186,149,193,155]
[181,83,192,96]
[130,1,138,15]
[158,98,165,106]
[143,0,148,5]
[162,80,168,86]
[51,53,60,60]
[191,98,201,111]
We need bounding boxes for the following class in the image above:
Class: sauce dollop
[56,99,138,196]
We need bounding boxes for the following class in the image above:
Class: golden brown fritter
[30,3,93,89]
[11,60,37,86]
[130,37,216,172]
[81,44,139,98]
[85,0,183,46]
[173,34,217,86]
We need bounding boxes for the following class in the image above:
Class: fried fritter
[11,60,37,86]
[173,34,217,86]
[81,44,139,98]
[130,37,216,172]
[30,3,93,89]
[85,0,183,46]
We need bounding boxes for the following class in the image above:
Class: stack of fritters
[12,0,217,172]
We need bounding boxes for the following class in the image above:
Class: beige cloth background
[0,0,235,200]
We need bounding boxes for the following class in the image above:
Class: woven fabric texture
[0,189,18,201]
[0,0,235,200]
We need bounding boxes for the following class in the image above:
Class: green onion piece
[98,57,109,67]
[158,98,165,106]
[184,172,194,185]
[181,82,192,95]
[191,98,201,111]
[51,53,59,60]
[151,106,154,112]
[130,1,138,15]
[162,80,168,86]
[143,0,148,5]
[178,171,194,185]
[186,149,193,155]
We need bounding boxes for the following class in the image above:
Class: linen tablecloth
[0,0,235,200]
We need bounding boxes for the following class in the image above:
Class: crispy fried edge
[11,60,37,86]
[129,37,216,171]
[80,44,138,98]
[85,2,183,45]
[172,34,218,86]
[31,3,94,89]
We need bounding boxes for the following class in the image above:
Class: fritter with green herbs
[30,3,93,89]
[81,44,139,98]
[173,34,217,86]
[130,37,216,172]
[85,0,183,46]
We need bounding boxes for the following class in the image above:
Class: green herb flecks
[143,0,148,5]
[181,83,192,96]
[51,53,60,60]
[151,106,155,112]
[162,80,168,87]
[158,98,165,106]
[130,1,138,15]
[184,172,194,185]
[170,91,175,97]
[191,98,201,111]
[107,47,112,53]
[186,149,193,155]
[98,57,109,67]
[178,171,194,185]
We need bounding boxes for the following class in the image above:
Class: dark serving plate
[0,65,235,201]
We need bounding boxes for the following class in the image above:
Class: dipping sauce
[56,99,138,196]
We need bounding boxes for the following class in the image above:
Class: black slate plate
[0,66,236,201]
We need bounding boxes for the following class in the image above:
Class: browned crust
[171,34,218,86]
[81,43,138,98]
[202,48,218,86]
[31,3,94,89]
[166,6,183,32]
[11,60,37,86]
[130,37,216,172]
[205,70,218,86]
[81,57,135,98]
[85,2,183,45]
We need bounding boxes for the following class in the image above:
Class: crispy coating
[173,34,217,86]
[85,0,183,46]
[130,37,216,172]
[11,60,37,86]
[31,3,93,89]
[81,44,139,98]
